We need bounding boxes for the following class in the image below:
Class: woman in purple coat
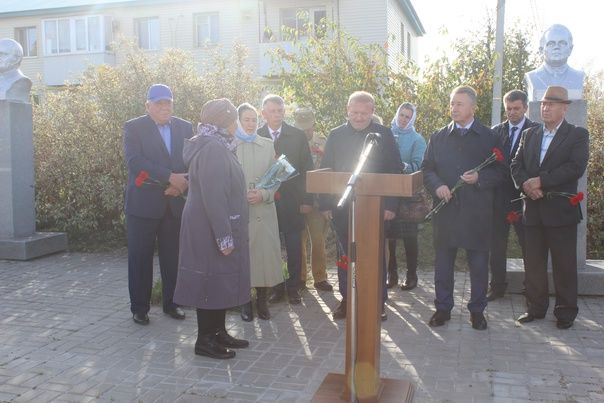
[174,98,251,359]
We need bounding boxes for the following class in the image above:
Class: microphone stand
[336,134,379,403]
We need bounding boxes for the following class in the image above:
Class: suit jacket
[511,120,589,227]
[123,114,193,219]
[258,122,314,233]
[422,120,506,251]
[491,117,537,212]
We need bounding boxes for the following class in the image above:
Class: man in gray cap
[123,84,192,325]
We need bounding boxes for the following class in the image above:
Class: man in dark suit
[123,84,192,324]
[422,86,506,330]
[512,86,589,329]
[258,94,314,305]
[318,91,403,321]
[487,90,537,301]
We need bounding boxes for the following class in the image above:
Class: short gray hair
[262,94,285,108]
[450,86,477,105]
[347,91,375,107]
[539,24,573,52]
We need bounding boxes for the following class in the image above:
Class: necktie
[509,126,519,158]
[458,127,468,136]
[272,130,280,141]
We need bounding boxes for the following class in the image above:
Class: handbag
[397,189,432,223]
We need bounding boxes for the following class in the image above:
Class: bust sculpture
[525,24,584,101]
[0,38,32,103]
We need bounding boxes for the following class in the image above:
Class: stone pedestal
[0,100,67,260]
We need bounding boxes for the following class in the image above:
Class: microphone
[366,132,381,142]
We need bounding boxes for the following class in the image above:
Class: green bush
[33,42,261,246]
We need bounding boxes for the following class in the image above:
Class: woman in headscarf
[386,102,427,290]
[174,98,251,360]
[235,103,283,322]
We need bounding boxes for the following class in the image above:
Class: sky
[413,0,602,74]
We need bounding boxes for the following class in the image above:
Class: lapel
[258,124,270,139]
[541,120,570,166]
[144,115,171,161]
[530,124,544,165]
[169,120,182,165]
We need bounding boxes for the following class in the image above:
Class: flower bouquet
[255,154,298,190]
[425,148,505,221]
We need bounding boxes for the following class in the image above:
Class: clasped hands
[435,170,479,202]
[165,173,188,197]
[522,177,543,200]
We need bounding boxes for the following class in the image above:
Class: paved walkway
[1,251,604,402]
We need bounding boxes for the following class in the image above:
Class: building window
[400,23,405,55]
[135,17,160,50]
[15,26,37,57]
[195,13,219,46]
[280,8,327,40]
[42,16,112,55]
[407,32,412,59]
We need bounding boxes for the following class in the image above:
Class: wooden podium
[307,169,422,403]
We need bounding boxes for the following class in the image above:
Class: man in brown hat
[294,107,332,292]
[511,85,589,329]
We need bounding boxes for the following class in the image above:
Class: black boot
[269,284,286,304]
[216,329,249,348]
[195,333,235,359]
[400,236,418,291]
[256,288,271,320]
[240,301,253,322]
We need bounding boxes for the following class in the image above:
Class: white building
[0,0,425,87]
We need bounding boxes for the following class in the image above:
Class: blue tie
[506,126,519,158]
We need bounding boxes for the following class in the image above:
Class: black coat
[422,120,506,251]
[318,121,403,229]
[511,120,589,227]
[123,115,192,219]
[258,122,314,233]
[491,118,537,212]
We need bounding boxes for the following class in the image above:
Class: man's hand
[164,185,181,197]
[300,204,313,214]
[435,185,452,202]
[460,170,478,185]
[169,173,188,193]
[321,210,333,221]
[384,210,395,221]
[522,177,543,200]
[221,247,234,256]
[247,189,263,205]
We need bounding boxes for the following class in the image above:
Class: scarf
[391,103,417,138]
[197,123,237,153]
[235,121,258,143]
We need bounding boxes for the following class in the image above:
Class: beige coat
[236,136,284,288]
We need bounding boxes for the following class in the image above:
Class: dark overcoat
[258,122,314,233]
[173,134,251,309]
[510,120,589,227]
[422,120,506,251]
[491,117,537,213]
[123,115,192,219]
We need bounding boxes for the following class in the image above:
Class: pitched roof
[0,0,169,17]
[397,0,426,36]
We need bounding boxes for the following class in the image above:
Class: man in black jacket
[258,94,314,305]
[318,91,403,321]
[422,86,506,330]
[487,90,537,301]
[512,86,589,329]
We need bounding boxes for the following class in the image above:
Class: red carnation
[492,147,504,162]
[570,192,584,206]
[135,170,150,187]
[506,211,521,224]
[336,255,349,270]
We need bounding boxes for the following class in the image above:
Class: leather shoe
[470,312,488,330]
[133,312,149,325]
[400,277,418,291]
[164,306,185,320]
[269,288,286,304]
[381,306,388,322]
[314,281,333,291]
[215,329,249,349]
[195,334,235,359]
[516,312,545,323]
[556,320,574,329]
[332,300,347,320]
[288,289,302,305]
[428,310,450,327]
[486,289,505,301]
[240,302,253,322]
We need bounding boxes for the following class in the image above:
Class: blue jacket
[394,128,426,173]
